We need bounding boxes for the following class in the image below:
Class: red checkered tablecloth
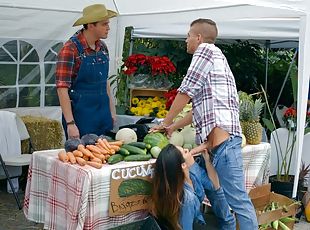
[23,149,152,230]
[242,142,271,192]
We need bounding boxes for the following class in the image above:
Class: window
[44,42,63,106]
[0,40,63,108]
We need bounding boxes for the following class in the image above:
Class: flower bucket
[128,74,172,89]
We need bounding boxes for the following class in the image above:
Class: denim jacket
[179,162,215,229]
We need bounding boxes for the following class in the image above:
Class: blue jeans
[198,136,258,229]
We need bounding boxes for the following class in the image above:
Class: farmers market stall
[23,142,271,229]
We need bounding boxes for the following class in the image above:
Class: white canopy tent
[0,0,309,197]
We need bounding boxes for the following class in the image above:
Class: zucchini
[108,154,124,164]
[122,144,147,155]
[128,142,151,150]
[117,147,130,156]
[124,154,152,162]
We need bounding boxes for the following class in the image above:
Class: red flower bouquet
[283,107,297,122]
[123,54,176,77]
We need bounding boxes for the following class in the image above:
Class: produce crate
[130,88,168,106]
[249,184,299,229]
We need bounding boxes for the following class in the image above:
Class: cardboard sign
[109,162,155,216]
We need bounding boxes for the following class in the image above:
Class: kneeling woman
[150,144,222,230]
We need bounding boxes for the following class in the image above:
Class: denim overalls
[62,36,113,138]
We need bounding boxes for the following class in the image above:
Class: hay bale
[21,115,63,153]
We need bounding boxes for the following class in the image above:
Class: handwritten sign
[109,162,155,216]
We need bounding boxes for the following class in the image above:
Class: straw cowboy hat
[73,4,117,27]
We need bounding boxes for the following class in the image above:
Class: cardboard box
[249,184,299,229]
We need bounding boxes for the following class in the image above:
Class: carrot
[76,157,86,166]
[87,161,103,169]
[109,149,115,155]
[109,145,120,152]
[67,152,76,164]
[95,143,109,154]
[86,145,103,154]
[105,155,110,160]
[102,138,112,149]
[97,139,110,151]
[83,155,89,161]
[73,150,83,158]
[108,140,124,146]
[58,150,68,162]
[78,144,92,157]
[92,152,106,161]
[90,157,102,164]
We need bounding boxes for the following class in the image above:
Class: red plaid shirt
[56,29,109,88]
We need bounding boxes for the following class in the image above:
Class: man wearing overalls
[56,4,117,139]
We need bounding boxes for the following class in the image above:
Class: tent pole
[129,29,134,56]
[271,49,298,116]
[264,40,270,118]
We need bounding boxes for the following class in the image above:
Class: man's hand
[165,123,176,137]
[67,124,80,139]
[189,142,208,156]
[149,123,166,133]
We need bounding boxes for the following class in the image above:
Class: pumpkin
[115,128,137,144]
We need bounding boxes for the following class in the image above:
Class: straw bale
[21,115,63,153]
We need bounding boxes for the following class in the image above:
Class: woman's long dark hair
[151,144,185,230]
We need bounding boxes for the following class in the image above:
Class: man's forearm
[57,88,74,122]
[107,83,116,116]
[164,93,190,125]
[172,111,193,130]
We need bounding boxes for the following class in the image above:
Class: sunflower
[159,103,166,110]
[130,107,137,113]
[157,110,168,118]
[153,96,159,102]
[147,97,153,103]
[138,99,146,107]
[131,97,139,105]
[135,107,143,116]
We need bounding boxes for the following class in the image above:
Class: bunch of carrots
[58,138,124,169]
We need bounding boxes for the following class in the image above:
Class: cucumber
[124,154,152,162]
[128,142,151,150]
[121,144,147,155]
[118,178,152,197]
[117,147,130,156]
[107,154,124,164]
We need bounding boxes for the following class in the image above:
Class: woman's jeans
[197,136,258,230]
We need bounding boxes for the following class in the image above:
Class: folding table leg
[0,154,22,210]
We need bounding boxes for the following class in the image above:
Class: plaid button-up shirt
[178,43,241,144]
[55,29,109,88]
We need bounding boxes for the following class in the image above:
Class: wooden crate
[130,88,168,106]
